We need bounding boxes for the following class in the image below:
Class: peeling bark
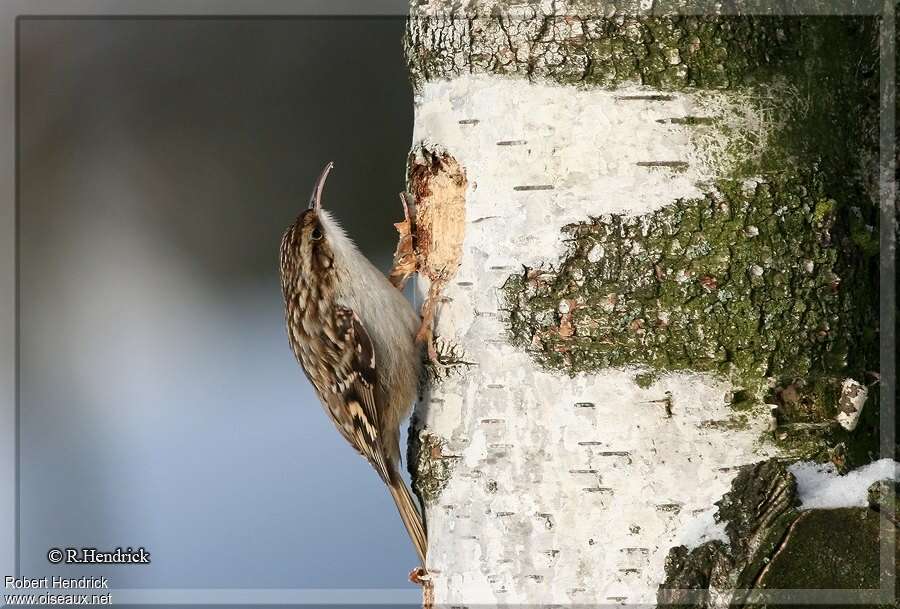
[408,148,468,358]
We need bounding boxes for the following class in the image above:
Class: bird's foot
[416,319,440,365]
[409,566,430,585]
[388,192,417,290]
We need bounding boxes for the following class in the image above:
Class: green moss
[634,370,659,389]
[577,14,795,89]
[850,210,880,257]
[813,199,837,225]
[729,389,756,411]
[661,458,897,607]
[755,508,891,591]
[409,431,454,505]
[407,11,805,91]
[770,423,835,461]
[495,16,880,461]
[768,378,842,423]
[409,9,880,461]
[502,174,857,391]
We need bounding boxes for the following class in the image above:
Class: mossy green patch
[495,15,880,461]
[729,389,756,411]
[502,174,854,388]
[768,378,842,423]
[633,370,659,389]
[409,430,455,505]
[661,458,897,607]
[407,7,881,461]
[407,9,805,91]
[755,508,891,591]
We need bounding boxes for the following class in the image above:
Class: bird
[279,161,428,566]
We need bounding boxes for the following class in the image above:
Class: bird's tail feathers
[388,478,428,566]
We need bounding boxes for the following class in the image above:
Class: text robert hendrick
[6,576,109,589]
[47,547,150,564]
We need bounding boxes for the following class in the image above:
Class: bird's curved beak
[308,161,334,211]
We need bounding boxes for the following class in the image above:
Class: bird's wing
[322,306,392,484]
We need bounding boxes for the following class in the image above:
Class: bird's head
[280,161,348,285]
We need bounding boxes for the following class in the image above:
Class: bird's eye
[311,226,323,241]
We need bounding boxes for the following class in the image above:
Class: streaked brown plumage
[279,162,427,565]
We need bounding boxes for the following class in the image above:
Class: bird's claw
[416,319,440,365]
[389,192,417,290]
[409,566,430,585]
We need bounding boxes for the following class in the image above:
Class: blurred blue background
[18,17,418,590]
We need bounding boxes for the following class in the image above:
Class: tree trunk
[403,2,882,605]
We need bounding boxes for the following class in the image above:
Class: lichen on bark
[404,0,887,601]
[406,3,803,91]
[659,459,798,605]
[499,169,877,459]
[502,175,848,382]
[408,424,456,506]
[407,6,880,413]
[486,13,881,462]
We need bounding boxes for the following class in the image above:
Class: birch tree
[400,1,886,605]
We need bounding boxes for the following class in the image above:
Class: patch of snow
[789,458,899,510]
[679,507,729,550]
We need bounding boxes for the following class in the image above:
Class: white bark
[411,75,784,605]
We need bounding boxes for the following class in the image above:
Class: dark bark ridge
[658,459,899,608]
[406,5,801,91]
